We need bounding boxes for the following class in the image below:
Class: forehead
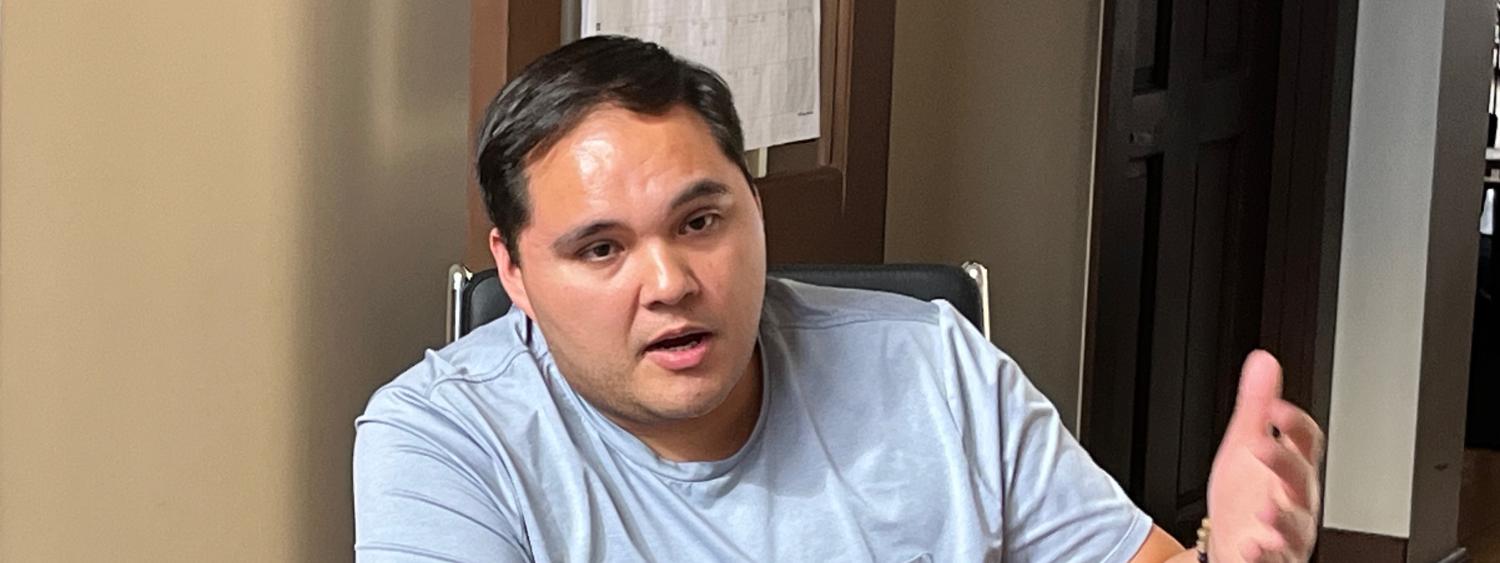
[523,104,742,227]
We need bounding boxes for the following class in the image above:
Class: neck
[620,347,763,462]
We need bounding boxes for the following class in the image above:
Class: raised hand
[1205,351,1325,562]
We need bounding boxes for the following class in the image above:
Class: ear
[489,228,535,318]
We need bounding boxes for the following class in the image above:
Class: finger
[1239,539,1279,563]
[1251,437,1317,509]
[1238,350,1284,407]
[1240,535,1297,563]
[1231,351,1284,435]
[1258,504,1318,555]
[1269,400,1326,464]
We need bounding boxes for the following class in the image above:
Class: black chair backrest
[459,264,984,339]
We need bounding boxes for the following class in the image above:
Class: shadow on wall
[293,4,468,561]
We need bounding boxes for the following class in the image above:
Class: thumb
[1229,350,1283,435]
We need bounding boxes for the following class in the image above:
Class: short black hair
[475,35,752,264]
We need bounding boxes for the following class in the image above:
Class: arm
[1130,526,1198,563]
[933,303,1156,561]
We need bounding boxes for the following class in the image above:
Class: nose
[638,241,699,309]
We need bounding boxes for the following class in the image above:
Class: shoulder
[761,276,1018,415]
[353,308,544,527]
[357,307,547,440]
[762,276,948,331]
[352,313,538,559]
[761,276,1005,365]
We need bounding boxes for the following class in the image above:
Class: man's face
[491,104,767,427]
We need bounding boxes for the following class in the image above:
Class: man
[354,36,1323,562]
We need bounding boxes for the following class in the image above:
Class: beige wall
[886,0,1102,427]
[0,2,469,561]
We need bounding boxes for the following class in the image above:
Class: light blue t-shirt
[354,278,1152,562]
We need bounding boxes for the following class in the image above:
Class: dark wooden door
[1082,0,1284,541]
[465,0,894,269]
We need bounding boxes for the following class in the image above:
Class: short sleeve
[353,385,530,562]
[936,302,1153,563]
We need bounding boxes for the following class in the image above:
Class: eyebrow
[549,179,733,255]
[667,180,730,211]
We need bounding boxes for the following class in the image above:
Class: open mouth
[642,329,714,371]
[646,331,710,352]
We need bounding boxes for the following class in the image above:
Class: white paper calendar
[581,0,820,150]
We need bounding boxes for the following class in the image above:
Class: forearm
[1129,525,1198,563]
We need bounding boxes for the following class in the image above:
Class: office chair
[446,262,991,344]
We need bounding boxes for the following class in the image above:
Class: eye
[681,212,720,235]
[578,241,618,262]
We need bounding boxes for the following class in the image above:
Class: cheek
[531,275,635,349]
[700,231,765,321]
[699,242,757,294]
[724,224,767,286]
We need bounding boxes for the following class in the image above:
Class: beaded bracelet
[1195,518,1211,563]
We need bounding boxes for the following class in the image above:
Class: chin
[643,401,721,421]
[640,372,738,420]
